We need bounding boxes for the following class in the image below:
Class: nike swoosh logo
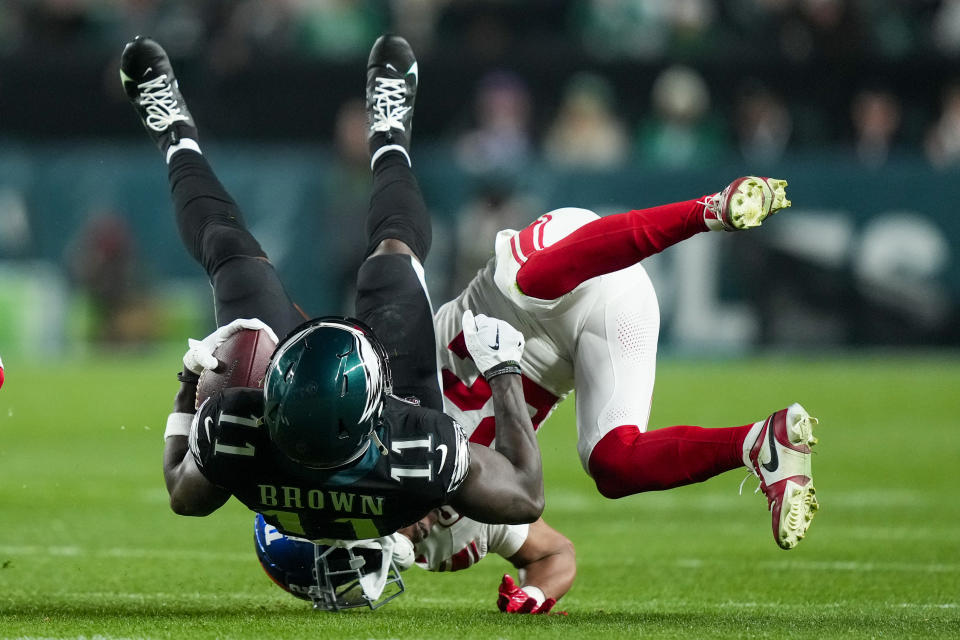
[488,327,500,351]
[204,416,213,444]
[436,444,448,473]
[406,61,419,85]
[761,417,779,473]
[119,69,134,85]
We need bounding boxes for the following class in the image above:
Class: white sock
[699,195,727,232]
[703,214,727,232]
[166,138,202,164]
[520,585,545,607]
[741,419,765,468]
[370,144,411,170]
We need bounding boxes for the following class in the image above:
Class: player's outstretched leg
[356,34,439,409]
[744,403,818,549]
[588,401,818,550]
[515,176,791,300]
[120,36,303,333]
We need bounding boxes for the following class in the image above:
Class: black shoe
[120,36,198,156]
[366,35,417,164]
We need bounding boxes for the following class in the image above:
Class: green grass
[1,351,958,638]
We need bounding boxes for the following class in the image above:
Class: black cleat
[120,36,198,156]
[366,35,418,165]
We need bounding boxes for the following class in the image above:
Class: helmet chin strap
[355,535,400,601]
[369,428,389,457]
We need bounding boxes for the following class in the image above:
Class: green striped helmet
[264,317,391,470]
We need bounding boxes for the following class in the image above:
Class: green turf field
[1,352,958,638]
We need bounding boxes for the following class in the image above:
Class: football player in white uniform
[435,177,820,552]
[397,507,575,614]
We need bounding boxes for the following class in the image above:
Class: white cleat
[748,402,818,550]
[702,176,791,231]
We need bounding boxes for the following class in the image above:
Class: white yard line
[674,557,960,572]
[411,596,958,610]
[3,637,148,640]
[4,591,266,601]
[546,488,945,512]
[0,545,249,562]
[2,545,956,574]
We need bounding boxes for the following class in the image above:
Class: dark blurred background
[0,0,957,354]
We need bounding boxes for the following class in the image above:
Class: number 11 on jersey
[389,436,434,481]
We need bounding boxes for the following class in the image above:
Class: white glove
[461,309,524,378]
[182,318,279,375]
[389,531,416,571]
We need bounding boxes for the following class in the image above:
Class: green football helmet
[264,317,392,470]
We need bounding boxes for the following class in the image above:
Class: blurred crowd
[3,0,959,169]
[2,0,956,62]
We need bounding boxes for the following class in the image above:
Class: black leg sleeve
[364,153,432,263]
[167,151,304,336]
[168,150,266,276]
[355,253,442,411]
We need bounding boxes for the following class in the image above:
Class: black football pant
[167,149,441,410]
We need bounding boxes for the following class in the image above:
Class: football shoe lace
[369,77,412,133]
[135,74,190,133]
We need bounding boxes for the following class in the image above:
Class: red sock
[588,423,751,499]
[516,197,708,300]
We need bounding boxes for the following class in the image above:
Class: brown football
[195,328,278,408]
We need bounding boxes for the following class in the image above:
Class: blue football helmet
[254,514,406,611]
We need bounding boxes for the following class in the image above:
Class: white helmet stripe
[310,321,385,424]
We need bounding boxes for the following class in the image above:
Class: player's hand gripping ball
[186,318,279,407]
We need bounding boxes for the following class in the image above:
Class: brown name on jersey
[257,484,385,516]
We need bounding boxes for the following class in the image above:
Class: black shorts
[355,254,442,412]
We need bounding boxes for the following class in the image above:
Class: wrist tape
[164,412,194,440]
[483,360,521,380]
